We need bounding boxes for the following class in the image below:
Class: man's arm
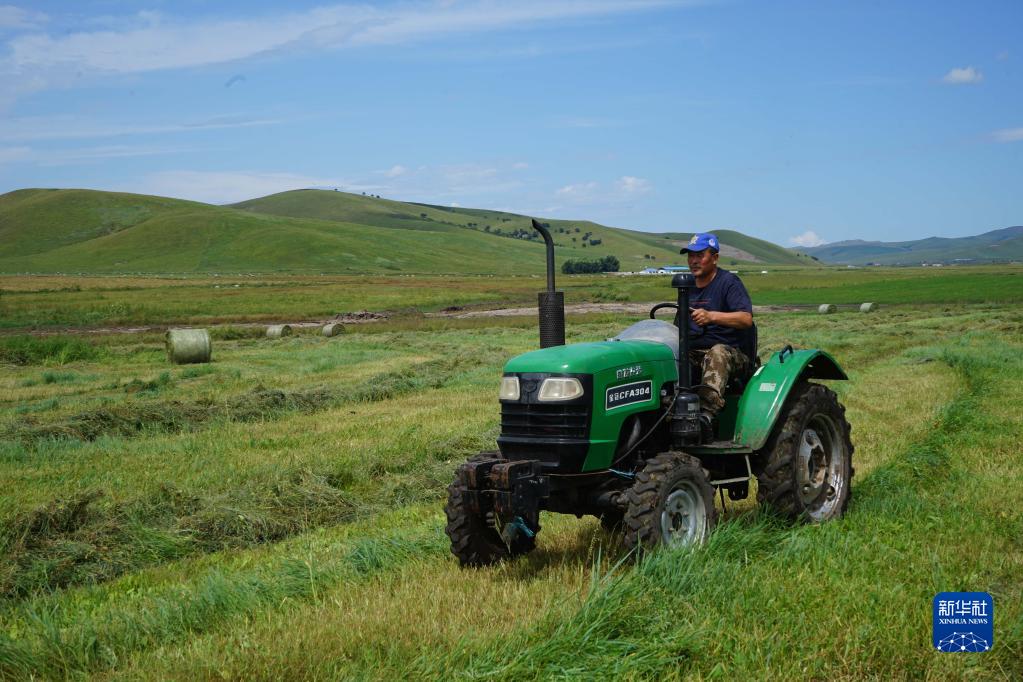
[690,308,753,329]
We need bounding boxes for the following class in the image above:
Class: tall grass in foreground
[0,527,447,679]
[0,332,1017,679]
[0,308,1019,679]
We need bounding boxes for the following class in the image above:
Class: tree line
[561,255,620,274]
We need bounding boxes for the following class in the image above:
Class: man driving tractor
[680,233,754,433]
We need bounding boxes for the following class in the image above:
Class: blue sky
[0,0,1020,246]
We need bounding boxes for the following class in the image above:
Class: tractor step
[686,441,754,454]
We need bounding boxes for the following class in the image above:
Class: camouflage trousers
[688,344,750,415]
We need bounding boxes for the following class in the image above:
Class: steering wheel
[649,303,678,319]
[648,302,705,337]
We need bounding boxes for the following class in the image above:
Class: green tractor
[445,220,853,565]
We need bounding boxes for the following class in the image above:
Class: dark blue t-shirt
[686,268,753,350]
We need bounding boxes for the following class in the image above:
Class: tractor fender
[733,348,848,450]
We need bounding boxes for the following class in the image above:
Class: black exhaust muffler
[530,219,565,348]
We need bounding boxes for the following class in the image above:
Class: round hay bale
[322,322,345,337]
[266,324,293,339]
[859,302,878,313]
[166,328,211,364]
[818,304,837,314]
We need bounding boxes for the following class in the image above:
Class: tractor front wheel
[756,382,854,521]
[623,452,717,550]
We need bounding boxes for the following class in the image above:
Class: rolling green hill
[0,188,817,274]
[803,226,1023,265]
[234,190,817,268]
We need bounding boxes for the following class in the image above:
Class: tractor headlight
[538,377,584,402]
[499,376,520,401]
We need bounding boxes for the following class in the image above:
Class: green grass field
[1,265,1021,330]
[1,270,1021,679]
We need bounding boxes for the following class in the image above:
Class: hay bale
[322,322,344,337]
[818,304,837,314]
[166,329,211,364]
[860,302,878,313]
[266,324,293,339]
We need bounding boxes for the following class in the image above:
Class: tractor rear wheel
[623,452,717,550]
[444,454,536,567]
[756,382,854,521]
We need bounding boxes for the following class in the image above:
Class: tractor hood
[504,340,676,376]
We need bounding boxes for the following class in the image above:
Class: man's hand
[690,307,715,327]
[690,307,753,329]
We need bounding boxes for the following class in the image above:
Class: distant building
[656,266,690,274]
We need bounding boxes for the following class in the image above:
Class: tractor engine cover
[498,339,678,473]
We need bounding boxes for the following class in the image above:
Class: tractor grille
[500,403,589,440]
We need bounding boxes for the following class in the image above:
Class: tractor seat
[725,322,759,395]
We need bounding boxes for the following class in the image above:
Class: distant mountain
[0,188,814,274]
[803,226,1023,265]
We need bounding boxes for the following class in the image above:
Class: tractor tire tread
[755,382,854,521]
[622,451,717,549]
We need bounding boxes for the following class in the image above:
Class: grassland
[1,265,1021,331]
[1,269,1021,679]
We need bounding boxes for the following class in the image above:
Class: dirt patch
[331,310,389,323]
[4,311,392,337]
[4,303,823,336]
[431,302,812,318]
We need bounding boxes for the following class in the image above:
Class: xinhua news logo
[933,592,993,653]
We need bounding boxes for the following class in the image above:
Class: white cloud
[6,144,192,167]
[557,176,651,203]
[124,170,357,204]
[373,162,523,201]
[512,161,529,170]
[941,66,983,85]
[383,164,407,177]
[0,5,47,29]
[996,50,1009,61]
[557,181,599,197]
[2,1,690,96]
[616,175,650,194]
[120,160,531,205]
[788,230,825,247]
[0,114,283,142]
[992,127,1023,143]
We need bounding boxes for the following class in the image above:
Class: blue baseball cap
[680,232,720,254]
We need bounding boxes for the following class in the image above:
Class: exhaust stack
[670,272,696,388]
[530,218,565,348]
